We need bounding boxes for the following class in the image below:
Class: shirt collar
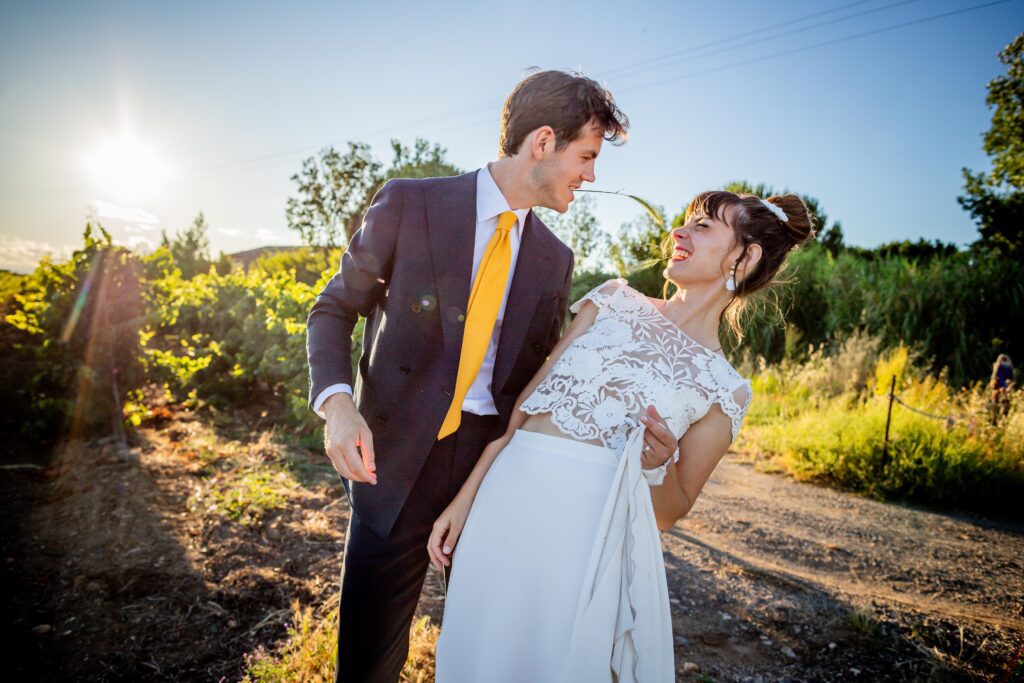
[477,164,530,234]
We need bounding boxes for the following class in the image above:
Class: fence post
[881,375,896,471]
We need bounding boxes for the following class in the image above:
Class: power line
[0,0,1014,204]
[600,0,883,79]
[606,0,924,82]
[617,0,1017,94]
[179,0,973,182]
[181,1,891,177]
[171,0,1019,180]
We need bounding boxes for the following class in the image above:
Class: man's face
[531,120,603,213]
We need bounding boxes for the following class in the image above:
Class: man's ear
[530,126,556,160]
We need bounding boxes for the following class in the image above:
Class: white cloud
[88,199,159,225]
[217,227,241,237]
[123,235,156,253]
[0,235,74,273]
[124,223,156,233]
[256,228,284,242]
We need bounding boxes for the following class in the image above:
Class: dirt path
[5,402,1023,681]
[663,455,1024,681]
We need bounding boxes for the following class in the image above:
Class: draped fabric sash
[558,427,675,682]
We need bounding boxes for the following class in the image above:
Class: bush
[1,225,145,441]
[142,251,361,427]
[743,340,1024,518]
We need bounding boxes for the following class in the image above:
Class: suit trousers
[335,411,503,683]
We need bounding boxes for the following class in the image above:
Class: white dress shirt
[314,164,529,419]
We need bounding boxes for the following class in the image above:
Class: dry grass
[241,593,439,682]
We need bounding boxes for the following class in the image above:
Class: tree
[959,33,1024,254]
[160,211,212,279]
[383,138,462,185]
[606,203,667,273]
[285,142,383,249]
[535,194,607,273]
[286,139,462,249]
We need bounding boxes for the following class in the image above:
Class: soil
[3,397,1022,682]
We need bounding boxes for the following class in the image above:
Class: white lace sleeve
[715,380,753,442]
[569,278,628,315]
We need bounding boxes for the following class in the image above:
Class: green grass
[740,337,1024,518]
[242,600,438,683]
[205,469,291,524]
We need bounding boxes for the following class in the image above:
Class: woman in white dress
[428,190,814,682]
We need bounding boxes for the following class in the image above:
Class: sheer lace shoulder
[569,278,628,315]
[521,280,753,453]
[715,378,753,442]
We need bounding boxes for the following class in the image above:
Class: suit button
[411,303,423,313]
[399,365,410,375]
[376,413,388,424]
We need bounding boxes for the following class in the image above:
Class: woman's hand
[428,495,472,571]
[640,405,677,469]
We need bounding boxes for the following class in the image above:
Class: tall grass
[241,596,438,683]
[740,334,1024,518]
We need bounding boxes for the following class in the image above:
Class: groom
[307,70,628,682]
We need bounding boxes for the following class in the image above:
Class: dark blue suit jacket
[306,171,574,538]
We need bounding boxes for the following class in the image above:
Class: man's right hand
[323,393,377,485]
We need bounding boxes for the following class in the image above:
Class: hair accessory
[760,198,788,223]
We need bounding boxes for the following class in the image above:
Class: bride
[428,189,814,682]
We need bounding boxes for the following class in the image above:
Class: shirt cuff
[641,461,669,486]
[313,384,353,419]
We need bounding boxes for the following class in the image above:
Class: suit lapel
[493,211,556,392]
[426,171,478,357]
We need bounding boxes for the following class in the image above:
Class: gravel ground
[3,402,1022,681]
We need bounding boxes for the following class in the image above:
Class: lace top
[520,279,752,460]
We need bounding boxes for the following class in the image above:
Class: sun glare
[84,135,167,202]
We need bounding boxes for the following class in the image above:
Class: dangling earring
[725,264,737,292]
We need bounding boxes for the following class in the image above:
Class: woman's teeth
[672,248,691,261]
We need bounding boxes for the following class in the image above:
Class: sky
[0,0,1021,273]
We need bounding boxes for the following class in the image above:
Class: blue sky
[0,0,1021,272]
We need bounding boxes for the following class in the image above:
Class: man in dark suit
[306,70,629,682]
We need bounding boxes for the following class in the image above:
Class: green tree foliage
[731,244,1023,386]
[535,194,607,273]
[160,211,213,278]
[286,142,382,249]
[865,238,959,262]
[381,138,462,186]
[286,138,461,249]
[959,32,1024,254]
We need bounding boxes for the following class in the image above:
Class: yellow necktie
[438,211,518,439]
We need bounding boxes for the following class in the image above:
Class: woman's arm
[427,300,600,570]
[649,403,734,531]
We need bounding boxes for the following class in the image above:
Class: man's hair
[499,69,629,157]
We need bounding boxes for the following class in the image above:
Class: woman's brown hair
[670,191,815,340]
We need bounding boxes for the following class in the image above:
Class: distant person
[991,353,1014,422]
[430,190,815,681]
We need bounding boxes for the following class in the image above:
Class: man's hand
[639,405,677,469]
[323,393,377,484]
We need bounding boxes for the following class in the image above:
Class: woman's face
[664,204,743,290]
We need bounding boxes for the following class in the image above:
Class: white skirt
[435,428,674,683]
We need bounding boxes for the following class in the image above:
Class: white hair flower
[760,198,788,223]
